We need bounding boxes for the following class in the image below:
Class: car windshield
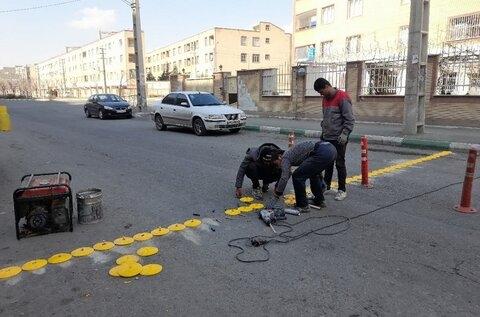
[97,94,123,102]
[188,93,222,106]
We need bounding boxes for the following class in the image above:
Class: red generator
[13,172,73,239]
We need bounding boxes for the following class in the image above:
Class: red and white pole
[361,136,372,188]
[454,147,478,213]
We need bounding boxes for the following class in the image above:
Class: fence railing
[305,63,346,96]
[435,45,480,96]
[262,65,291,96]
[361,53,407,96]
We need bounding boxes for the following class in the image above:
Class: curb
[244,125,479,152]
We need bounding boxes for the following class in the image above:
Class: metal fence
[436,45,480,96]
[361,53,407,95]
[305,63,346,96]
[262,65,291,96]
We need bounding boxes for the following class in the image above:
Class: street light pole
[131,0,147,111]
[100,48,107,93]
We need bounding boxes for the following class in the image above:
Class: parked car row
[84,91,247,136]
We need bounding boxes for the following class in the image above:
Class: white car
[152,91,247,136]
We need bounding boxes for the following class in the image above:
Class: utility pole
[403,0,430,135]
[131,0,147,111]
[61,58,67,97]
[99,48,107,94]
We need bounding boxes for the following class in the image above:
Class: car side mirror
[180,101,189,107]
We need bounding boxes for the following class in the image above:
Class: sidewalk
[245,115,480,152]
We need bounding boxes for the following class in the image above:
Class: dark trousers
[292,142,337,208]
[324,140,347,192]
[245,162,281,189]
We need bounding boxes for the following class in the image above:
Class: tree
[146,72,156,81]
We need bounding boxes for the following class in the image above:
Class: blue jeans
[292,142,337,208]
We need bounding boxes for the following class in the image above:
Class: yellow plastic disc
[117,262,143,278]
[133,232,153,242]
[239,196,254,203]
[21,259,48,271]
[136,246,159,257]
[140,264,163,276]
[184,219,202,228]
[116,254,140,265]
[284,194,295,200]
[71,247,95,257]
[238,206,254,213]
[48,253,72,264]
[114,236,134,246]
[225,208,241,216]
[0,266,22,279]
[109,266,121,277]
[151,227,170,236]
[250,203,265,210]
[93,241,115,251]
[168,223,186,231]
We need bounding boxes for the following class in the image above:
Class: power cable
[119,0,132,6]
[0,0,83,14]
[228,176,480,263]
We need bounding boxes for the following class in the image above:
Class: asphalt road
[1,100,479,317]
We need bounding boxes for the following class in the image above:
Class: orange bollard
[288,131,295,148]
[361,136,373,188]
[454,147,478,213]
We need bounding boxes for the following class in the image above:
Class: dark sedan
[84,94,133,119]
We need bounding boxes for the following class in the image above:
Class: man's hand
[235,187,243,198]
[337,131,349,145]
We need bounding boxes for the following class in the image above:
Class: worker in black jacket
[235,143,283,200]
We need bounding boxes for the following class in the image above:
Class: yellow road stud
[22,259,48,271]
[117,262,143,278]
[0,266,22,279]
[137,247,159,257]
[151,227,170,236]
[71,247,94,257]
[114,236,134,246]
[225,208,241,216]
[168,223,186,231]
[133,232,153,241]
[140,264,163,276]
[116,254,140,265]
[48,253,72,264]
[184,219,202,228]
[93,241,115,251]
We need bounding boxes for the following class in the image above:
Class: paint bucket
[76,188,103,224]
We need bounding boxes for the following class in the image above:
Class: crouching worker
[269,141,337,213]
[235,143,283,200]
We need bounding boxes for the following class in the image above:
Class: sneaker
[252,188,263,200]
[261,184,269,193]
[308,200,327,210]
[296,205,311,213]
[324,189,337,195]
[334,190,347,201]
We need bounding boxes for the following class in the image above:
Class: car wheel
[229,128,241,133]
[154,114,167,131]
[98,110,105,120]
[127,114,133,119]
[85,108,91,118]
[193,118,207,136]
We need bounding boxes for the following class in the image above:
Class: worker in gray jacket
[314,78,355,201]
[235,143,283,200]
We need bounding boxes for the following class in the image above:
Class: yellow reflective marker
[116,254,140,265]
[283,194,295,200]
[0,266,22,279]
[141,264,163,276]
[133,232,153,242]
[114,236,134,246]
[137,247,159,257]
[22,259,48,271]
[168,223,186,231]
[184,219,202,228]
[93,241,115,251]
[225,208,241,216]
[48,253,72,264]
[238,206,254,213]
[239,196,254,203]
[109,266,121,277]
[151,227,170,236]
[250,203,265,210]
[71,247,94,257]
[117,262,143,278]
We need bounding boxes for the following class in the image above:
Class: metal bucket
[76,188,103,224]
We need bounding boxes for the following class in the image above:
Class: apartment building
[145,22,292,79]
[33,30,144,99]
[293,0,480,62]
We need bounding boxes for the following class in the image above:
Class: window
[265,38,270,44]
[241,53,247,62]
[176,94,189,106]
[252,54,260,63]
[252,37,260,47]
[118,39,123,47]
[265,54,270,61]
[173,48,176,56]
[321,5,335,24]
[320,41,332,57]
[348,0,363,18]
[296,10,317,31]
[448,13,480,41]
[346,35,361,54]
[178,46,182,54]
[265,24,270,31]
[398,26,409,48]
[128,38,135,47]
[82,51,87,58]
[129,69,136,79]
[128,54,135,63]
[162,93,177,105]
[204,37,208,46]
[295,44,316,61]
[209,35,214,45]
[241,36,247,46]
[209,53,214,62]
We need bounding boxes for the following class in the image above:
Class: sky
[0,0,293,67]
